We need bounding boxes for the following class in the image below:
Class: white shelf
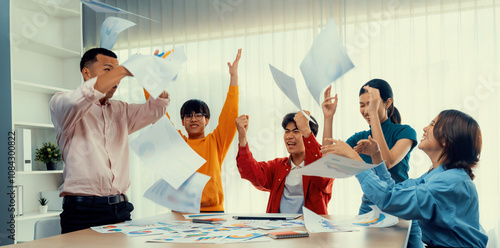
[17,210,61,221]
[18,40,80,59]
[12,0,80,19]
[17,170,63,175]
[13,80,72,94]
[13,122,54,129]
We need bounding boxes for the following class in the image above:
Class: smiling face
[359,93,389,125]
[182,111,209,139]
[283,122,305,155]
[418,117,444,157]
[82,54,120,99]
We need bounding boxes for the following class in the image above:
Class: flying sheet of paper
[81,0,158,22]
[122,54,182,99]
[303,207,357,233]
[268,64,317,125]
[269,64,302,109]
[129,116,205,189]
[352,205,399,228]
[100,17,136,50]
[295,153,381,178]
[300,18,354,105]
[144,173,210,213]
[156,46,187,81]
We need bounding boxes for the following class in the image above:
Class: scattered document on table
[351,205,399,228]
[303,207,358,233]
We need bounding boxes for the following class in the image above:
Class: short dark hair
[80,48,117,72]
[180,99,211,119]
[434,110,481,180]
[359,78,401,124]
[281,112,319,137]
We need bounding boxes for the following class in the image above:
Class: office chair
[34,217,61,240]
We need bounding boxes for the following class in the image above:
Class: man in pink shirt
[50,48,170,233]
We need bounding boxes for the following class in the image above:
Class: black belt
[63,194,128,205]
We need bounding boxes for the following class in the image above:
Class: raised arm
[360,86,413,169]
[92,66,131,95]
[227,48,242,86]
[235,114,249,147]
[321,85,338,146]
[236,144,277,192]
[295,111,334,191]
[50,78,104,132]
[213,49,242,153]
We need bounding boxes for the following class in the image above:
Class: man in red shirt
[235,111,334,214]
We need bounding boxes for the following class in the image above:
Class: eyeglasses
[184,113,206,120]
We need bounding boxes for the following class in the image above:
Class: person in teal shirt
[323,109,488,248]
[322,79,421,247]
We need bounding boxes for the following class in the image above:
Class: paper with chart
[295,153,381,178]
[156,46,187,81]
[144,173,210,213]
[351,205,399,228]
[81,0,158,22]
[303,207,357,233]
[100,17,136,50]
[269,64,317,125]
[300,18,354,105]
[122,49,185,99]
[130,116,205,189]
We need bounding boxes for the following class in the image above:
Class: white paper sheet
[144,173,210,213]
[130,116,205,189]
[300,18,354,105]
[156,46,187,81]
[295,153,381,178]
[352,205,399,228]
[81,0,158,22]
[100,17,136,50]
[122,54,182,99]
[269,64,302,110]
[303,207,357,233]
[268,64,317,125]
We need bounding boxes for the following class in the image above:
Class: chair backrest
[34,217,61,240]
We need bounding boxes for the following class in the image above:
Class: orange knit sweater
[145,86,238,211]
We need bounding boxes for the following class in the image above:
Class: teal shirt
[346,118,417,183]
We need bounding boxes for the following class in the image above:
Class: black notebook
[267,231,309,239]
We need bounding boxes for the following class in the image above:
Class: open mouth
[287,141,296,148]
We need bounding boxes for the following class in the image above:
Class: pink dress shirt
[50,77,169,196]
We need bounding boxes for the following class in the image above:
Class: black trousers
[60,199,134,234]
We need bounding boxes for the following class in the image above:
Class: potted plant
[34,142,62,170]
[39,197,49,214]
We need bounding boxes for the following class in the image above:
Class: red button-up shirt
[236,135,334,214]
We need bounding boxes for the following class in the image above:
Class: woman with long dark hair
[322,109,488,247]
[322,79,421,247]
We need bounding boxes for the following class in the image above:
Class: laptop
[232,213,302,220]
